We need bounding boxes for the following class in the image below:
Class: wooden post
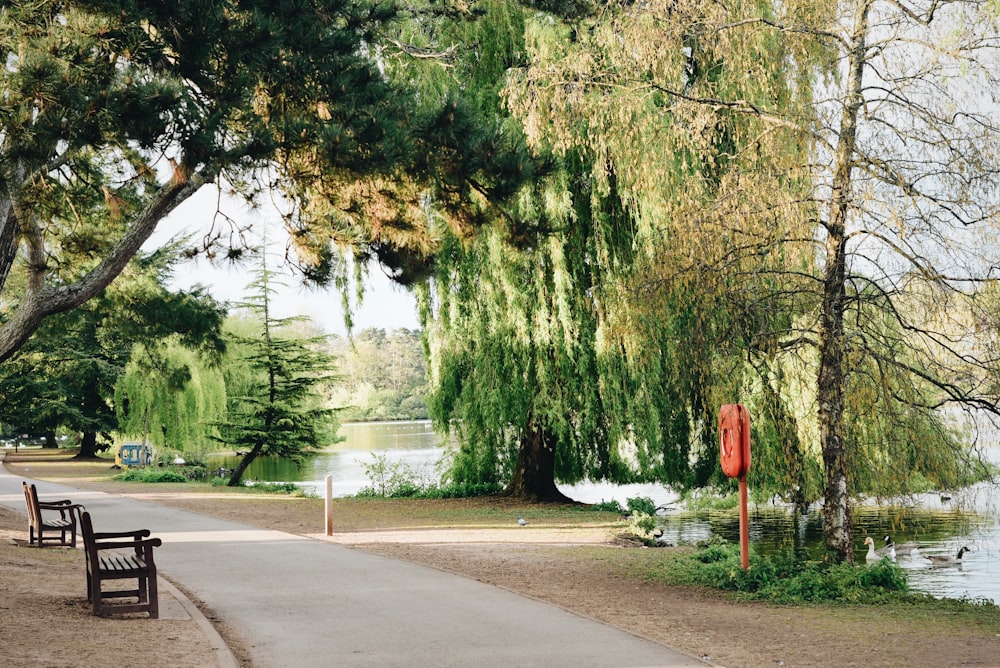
[739,474,749,570]
[325,474,333,536]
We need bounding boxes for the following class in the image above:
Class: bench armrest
[37,498,76,507]
[37,501,84,512]
[91,528,151,541]
[92,537,163,551]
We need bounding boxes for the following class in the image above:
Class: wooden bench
[22,481,83,548]
[80,511,162,618]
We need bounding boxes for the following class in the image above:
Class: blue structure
[117,442,152,467]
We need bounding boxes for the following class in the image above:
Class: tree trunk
[504,421,574,503]
[0,173,206,364]
[817,1,869,563]
[0,207,17,295]
[228,442,264,487]
[43,430,58,449]
[77,432,100,459]
[818,200,851,562]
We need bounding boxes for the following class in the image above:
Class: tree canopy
[0,238,226,457]
[0,0,524,363]
[414,0,1000,563]
[498,0,1000,559]
[4,1,1000,565]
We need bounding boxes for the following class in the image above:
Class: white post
[325,474,333,536]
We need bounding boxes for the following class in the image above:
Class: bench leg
[148,575,159,619]
[91,575,103,617]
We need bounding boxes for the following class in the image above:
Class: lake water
[211,420,1000,605]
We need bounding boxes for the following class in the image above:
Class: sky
[144,185,421,336]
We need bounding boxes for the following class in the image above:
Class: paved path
[0,465,706,667]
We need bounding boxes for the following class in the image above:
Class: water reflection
[654,483,1000,605]
[209,421,446,496]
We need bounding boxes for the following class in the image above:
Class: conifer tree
[214,266,337,487]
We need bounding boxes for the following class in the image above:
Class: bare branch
[382,37,459,65]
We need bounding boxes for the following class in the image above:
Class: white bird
[864,536,879,562]
[517,517,528,526]
[927,546,969,566]
[864,536,895,562]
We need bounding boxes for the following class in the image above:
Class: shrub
[626,496,658,516]
[660,539,912,604]
[115,468,187,483]
[590,499,625,513]
[355,453,503,499]
[247,481,304,495]
[419,481,504,499]
[627,512,657,537]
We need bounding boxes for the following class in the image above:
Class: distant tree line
[327,328,429,422]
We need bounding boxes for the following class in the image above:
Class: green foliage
[418,2,814,500]
[356,453,433,498]
[656,539,912,605]
[115,468,188,483]
[116,341,228,456]
[627,512,657,538]
[678,490,740,512]
[213,265,339,486]
[419,481,505,499]
[206,478,305,495]
[626,496,657,516]
[590,500,625,513]
[0,245,226,457]
[355,452,502,499]
[1,0,523,371]
[246,481,306,496]
[327,328,428,421]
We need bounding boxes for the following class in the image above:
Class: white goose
[864,536,895,562]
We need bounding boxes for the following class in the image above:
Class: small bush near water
[206,478,306,495]
[115,467,190,483]
[115,465,305,495]
[354,453,502,499]
[644,538,920,605]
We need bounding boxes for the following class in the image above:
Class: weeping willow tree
[408,3,616,500]
[115,341,228,457]
[409,0,821,500]
[505,0,1000,560]
[408,1,788,499]
[424,166,639,500]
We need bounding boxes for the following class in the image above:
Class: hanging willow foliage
[115,342,228,456]
[497,0,1000,550]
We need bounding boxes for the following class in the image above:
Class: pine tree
[214,267,337,487]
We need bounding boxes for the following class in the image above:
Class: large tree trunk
[43,430,58,449]
[77,432,100,459]
[817,1,870,564]
[504,420,574,503]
